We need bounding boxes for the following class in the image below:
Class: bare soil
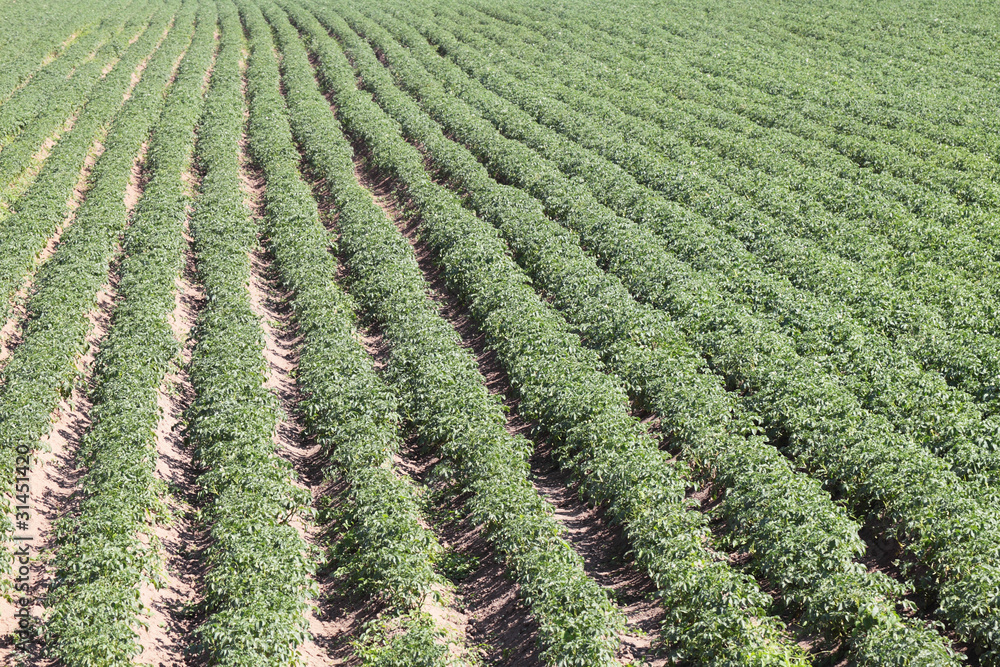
[0,136,150,663]
[135,177,206,667]
[0,280,116,664]
[122,20,175,102]
[353,146,668,665]
[241,112,343,663]
[0,109,80,214]
[248,243,337,667]
[0,130,104,377]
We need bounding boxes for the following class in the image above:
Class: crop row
[0,0,116,105]
[686,0,999,158]
[759,0,998,145]
[665,3,1000,179]
[235,0,447,659]
[310,3,960,663]
[0,3,127,147]
[0,1,151,193]
[474,2,1000,271]
[340,5,1000,662]
[359,0,1000,487]
[0,0,195,595]
[283,1,825,664]
[449,3,1000,365]
[403,7,1000,473]
[352,3,1000,492]
[0,0,169,325]
[43,1,216,662]
[266,0,635,663]
[182,1,311,662]
[512,0,1000,210]
[442,6,1000,348]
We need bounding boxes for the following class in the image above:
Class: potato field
[0,0,998,664]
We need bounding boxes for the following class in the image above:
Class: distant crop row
[45,0,215,660]
[0,0,193,600]
[0,0,997,664]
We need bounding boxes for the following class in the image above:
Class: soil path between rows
[241,122,342,664]
[352,138,668,665]
[135,182,206,667]
[0,140,148,663]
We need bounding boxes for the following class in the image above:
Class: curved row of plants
[261,0,631,663]
[235,0,450,660]
[0,0,169,324]
[348,4,1000,491]
[391,8,1000,465]
[656,0,999,160]
[0,0,113,105]
[465,1,1000,271]
[297,3,959,663]
[497,0,1000,215]
[450,3,1000,305]
[0,0,133,147]
[334,6,1000,663]
[754,0,998,150]
[0,1,153,196]
[182,1,311,662]
[0,0,194,595]
[436,4,1000,375]
[42,2,216,662]
[281,2,814,664]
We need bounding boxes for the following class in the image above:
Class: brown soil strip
[243,165,334,667]
[0,111,81,214]
[0,130,106,378]
[201,30,220,94]
[134,161,207,667]
[287,122,478,664]
[122,19,175,102]
[98,19,154,78]
[0,138,149,662]
[134,239,205,665]
[369,371,474,663]
[353,143,670,663]
[533,453,667,666]
[856,514,956,658]
[248,241,339,667]
[0,282,118,663]
[124,141,148,211]
[1,29,83,103]
[238,54,341,657]
[395,436,525,667]
[39,33,77,69]
[342,154,540,665]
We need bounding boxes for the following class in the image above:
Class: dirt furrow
[249,243,340,667]
[239,119,340,663]
[0,110,81,216]
[343,162,536,665]
[0,129,104,377]
[2,30,83,103]
[0,280,117,664]
[121,19,175,103]
[354,152,667,665]
[0,138,149,660]
[135,178,206,667]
